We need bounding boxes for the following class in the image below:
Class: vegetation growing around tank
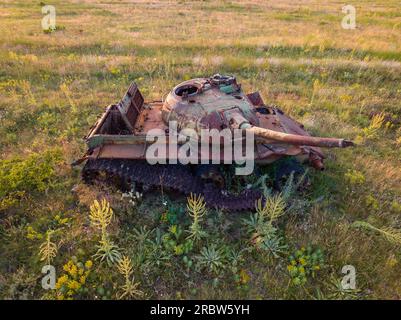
[1,0,401,300]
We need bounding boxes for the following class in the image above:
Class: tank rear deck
[133,102,167,135]
[86,101,164,137]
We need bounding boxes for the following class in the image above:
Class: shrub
[287,246,324,286]
[0,149,62,210]
[344,169,365,185]
[55,259,93,300]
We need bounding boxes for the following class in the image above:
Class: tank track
[82,159,262,211]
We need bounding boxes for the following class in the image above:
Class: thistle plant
[244,194,286,234]
[196,244,226,275]
[90,199,113,237]
[89,199,121,266]
[186,193,207,242]
[38,230,58,265]
[326,275,361,300]
[243,194,287,257]
[132,226,152,250]
[93,238,122,265]
[227,248,247,275]
[352,221,401,245]
[117,256,144,299]
[256,194,286,224]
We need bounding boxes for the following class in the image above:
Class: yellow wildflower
[67,280,81,291]
[63,260,74,272]
[239,269,250,284]
[85,260,93,269]
[68,264,78,277]
[79,275,86,285]
[56,275,69,289]
[299,257,306,266]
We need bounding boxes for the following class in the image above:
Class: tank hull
[84,100,325,169]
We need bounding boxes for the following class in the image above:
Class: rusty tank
[77,74,354,210]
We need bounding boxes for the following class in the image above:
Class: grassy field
[0,0,401,300]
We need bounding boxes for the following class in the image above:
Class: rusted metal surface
[134,101,167,134]
[86,75,353,158]
[246,91,265,107]
[117,82,144,132]
[79,74,355,209]
[85,105,114,140]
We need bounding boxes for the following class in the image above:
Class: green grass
[0,0,401,300]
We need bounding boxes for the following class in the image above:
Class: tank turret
[161,74,353,148]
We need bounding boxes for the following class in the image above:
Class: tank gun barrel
[227,111,354,148]
[244,124,354,148]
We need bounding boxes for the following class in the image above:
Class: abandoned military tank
[76,74,354,210]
